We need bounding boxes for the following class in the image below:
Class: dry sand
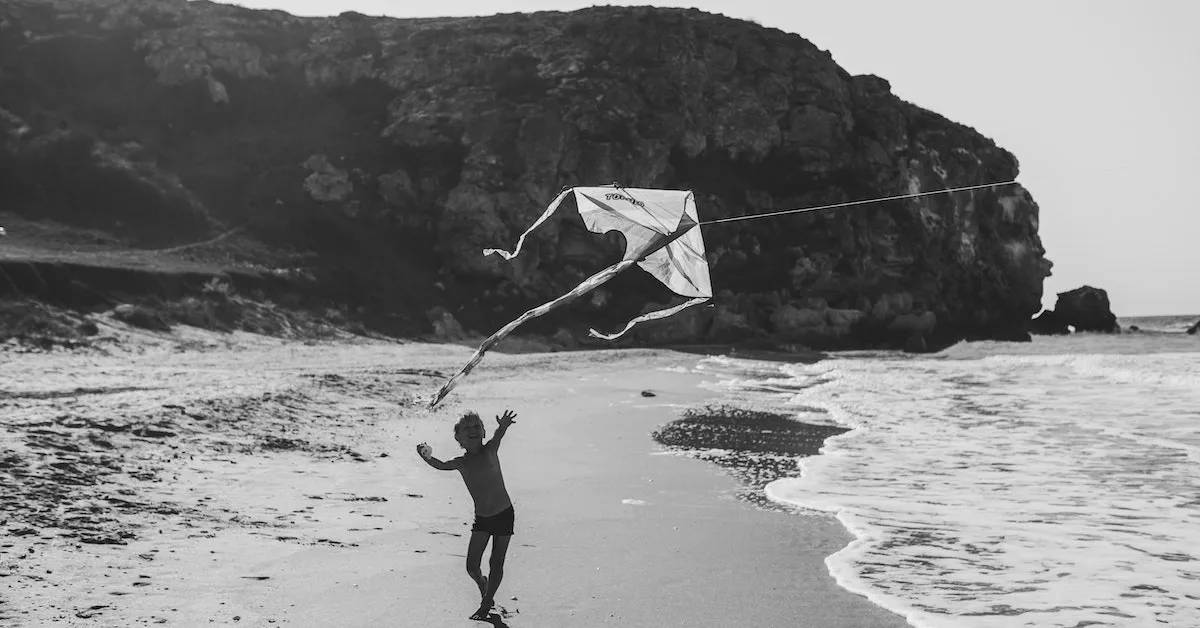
[1,323,909,627]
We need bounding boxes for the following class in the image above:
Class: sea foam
[701,338,1200,628]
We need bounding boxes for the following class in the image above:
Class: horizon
[199,0,1199,318]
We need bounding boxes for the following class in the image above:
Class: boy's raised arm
[416,442,459,471]
[488,410,517,449]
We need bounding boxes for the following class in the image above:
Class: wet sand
[0,324,908,627]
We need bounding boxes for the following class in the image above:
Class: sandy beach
[0,324,909,627]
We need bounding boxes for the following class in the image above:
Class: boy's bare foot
[469,597,494,621]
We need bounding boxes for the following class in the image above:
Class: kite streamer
[428,258,636,408]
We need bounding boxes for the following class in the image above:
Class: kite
[425,179,1020,408]
[428,185,712,408]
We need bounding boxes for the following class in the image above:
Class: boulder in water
[1052,286,1119,333]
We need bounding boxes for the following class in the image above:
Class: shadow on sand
[471,610,511,627]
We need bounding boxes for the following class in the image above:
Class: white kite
[426,179,1020,407]
[429,185,712,407]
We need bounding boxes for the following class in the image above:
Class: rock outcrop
[1029,309,1069,335]
[1045,286,1120,333]
[0,0,1052,349]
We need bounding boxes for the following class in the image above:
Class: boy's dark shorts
[472,505,515,536]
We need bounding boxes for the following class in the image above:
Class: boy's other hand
[496,410,517,427]
[416,442,432,459]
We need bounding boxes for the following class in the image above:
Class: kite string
[697,180,1017,226]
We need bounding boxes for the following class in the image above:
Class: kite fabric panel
[429,186,713,408]
[571,187,711,339]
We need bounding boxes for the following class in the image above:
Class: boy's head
[454,411,485,449]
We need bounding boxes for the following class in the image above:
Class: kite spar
[428,186,713,408]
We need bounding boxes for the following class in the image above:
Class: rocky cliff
[0,0,1052,349]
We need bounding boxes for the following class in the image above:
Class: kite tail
[429,258,638,408]
[587,296,710,340]
[481,188,572,260]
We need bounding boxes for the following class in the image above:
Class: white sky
[224,0,1199,316]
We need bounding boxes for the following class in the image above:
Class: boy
[417,409,517,620]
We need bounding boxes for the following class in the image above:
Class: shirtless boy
[417,409,517,620]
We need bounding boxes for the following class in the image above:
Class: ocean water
[692,326,1200,628]
[1119,314,1198,334]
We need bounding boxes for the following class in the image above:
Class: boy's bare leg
[470,535,510,620]
[465,531,490,600]
[484,535,511,604]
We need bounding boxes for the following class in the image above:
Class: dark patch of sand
[654,404,849,511]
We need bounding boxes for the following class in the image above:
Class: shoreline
[0,332,907,627]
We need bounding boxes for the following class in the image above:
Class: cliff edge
[0,0,1052,349]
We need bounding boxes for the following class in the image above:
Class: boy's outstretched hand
[496,410,517,428]
[416,442,433,459]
